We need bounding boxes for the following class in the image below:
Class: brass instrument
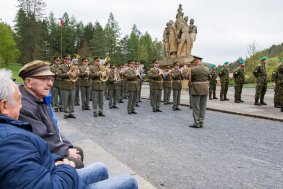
[69,63,80,82]
[71,53,80,64]
[99,64,110,82]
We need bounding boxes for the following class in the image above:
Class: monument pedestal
[158,55,194,68]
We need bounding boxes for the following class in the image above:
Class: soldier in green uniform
[253,56,268,106]
[218,61,230,101]
[148,60,163,112]
[72,56,80,106]
[189,55,209,128]
[271,68,280,108]
[107,65,119,109]
[50,56,62,112]
[89,57,105,117]
[233,59,245,103]
[117,64,125,103]
[163,66,172,105]
[78,58,91,111]
[275,59,283,112]
[124,60,139,114]
[208,64,218,100]
[56,54,79,119]
[170,62,183,111]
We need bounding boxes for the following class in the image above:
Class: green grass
[6,63,23,83]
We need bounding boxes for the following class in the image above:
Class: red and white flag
[58,18,63,28]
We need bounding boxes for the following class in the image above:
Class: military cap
[166,65,171,69]
[260,56,267,61]
[224,61,229,65]
[19,60,54,79]
[63,54,71,59]
[239,59,245,64]
[192,55,203,60]
[173,61,180,66]
[208,64,216,69]
[94,56,100,61]
[110,65,116,69]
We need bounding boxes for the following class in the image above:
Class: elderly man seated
[0,69,138,189]
[18,60,84,168]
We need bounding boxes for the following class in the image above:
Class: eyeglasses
[30,76,54,82]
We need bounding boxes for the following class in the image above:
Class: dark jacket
[19,85,73,157]
[0,114,86,189]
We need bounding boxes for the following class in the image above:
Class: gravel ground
[59,96,283,189]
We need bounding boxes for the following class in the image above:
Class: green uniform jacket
[170,69,183,90]
[78,65,91,87]
[276,63,283,84]
[209,70,217,84]
[233,67,245,84]
[107,70,117,90]
[163,72,172,88]
[254,63,267,84]
[56,64,76,91]
[89,64,105,91]
[219,66,229,83]
[124,68,139,92]
[50,64,60,88]
[190,64,209,95]
[148,68,163,90]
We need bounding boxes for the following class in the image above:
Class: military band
[78,58,91,111]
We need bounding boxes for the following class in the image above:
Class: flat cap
[19,60,54,79]
[173,61,180,66]
[239,59,245,64]
[192,55,203,60]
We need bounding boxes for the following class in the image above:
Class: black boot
[281,107,283,112]
[254,98,261,106]
[260,100,267,105]
[213,92,218,99]
[274,104,281,108]
[220,95,224,101]
[209,95,212,100]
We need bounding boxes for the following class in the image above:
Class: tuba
[99,64,109,82]
[69,53,80,82]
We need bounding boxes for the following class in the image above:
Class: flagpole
[60,25,62,60]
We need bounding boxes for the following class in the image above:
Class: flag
[58,18,63,28]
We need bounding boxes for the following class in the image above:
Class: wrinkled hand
[55,158,76,168]
[68,148,81,160]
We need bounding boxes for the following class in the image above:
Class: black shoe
[260,101,267,105]
[64,115,69,119]
[68,114,76,119]
[156,109,162,112]
[224,98,229,101]
[274,104,281,108]
[82,108,86,111]
[136,104,140,107]
[234,100,240,103]
[189,124,201,128]
[75,103,80,106]
[128,112,132,114]
[139,100,142,102]
[220,98,224,101]
[281,108,283,112]
[124,97,128,99]
[85,107,91,110]
[213,97,218,99]
[131,111,137,114]
[153,109,157,112]
[254,101,261,106]
[98,112,105,117]
[118,100,124,103]
[109,106,113,109]
[54,108,58,112]
[93,113,98,117]
[173,108,176,111]
[59,108,64,112]
[112,105,119,109]
[176,108,181,111]
[239,99,244,103]
[209,97,212,100]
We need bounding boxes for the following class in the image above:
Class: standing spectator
[189,55,209,128]
[253,56,268,106]
[233,59,245,103]
[208,64,218,100]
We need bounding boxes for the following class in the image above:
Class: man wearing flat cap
[189,56,209,128]
[18,60,84,168]
[170,61,184,111]
[233,59,245,103]
[218,61,230,101]
[253,56,268,105]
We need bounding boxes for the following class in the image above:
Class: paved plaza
[57,85,283,189]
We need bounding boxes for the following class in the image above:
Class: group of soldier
[208,56,283,112]
[49,54,283,120]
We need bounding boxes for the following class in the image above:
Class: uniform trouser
[124,82,128,98]
[173,89,181,108]
[234,83,243,101]
[191,95,208,126]
[75,84,80,104]
[128,91,137,112]
[209,83,216,97]
[136,81,141,103]
[163,87,172,104]
[117,85,124,101]
[150,88,153,107]
[274,84,280,105]
[220,82,229,98]
[51,87,60,109]
[108,89,117,107]
[92,90,104,113]
[189,87,192,107]
[137,81,142,101]
[61,89,75,116]
[279,84,283,107]
[80,86,91,108]
[255,82,267,101]
[152,89,162,110]
[104,82,108,98]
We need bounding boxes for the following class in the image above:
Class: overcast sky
[1,0,282,64]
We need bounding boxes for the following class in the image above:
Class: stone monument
[160,4,197,67]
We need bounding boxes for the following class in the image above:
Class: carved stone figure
[177,16,190,57]
[188,18,197,56]
[168,20,177,58]
[162,22,171,58]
